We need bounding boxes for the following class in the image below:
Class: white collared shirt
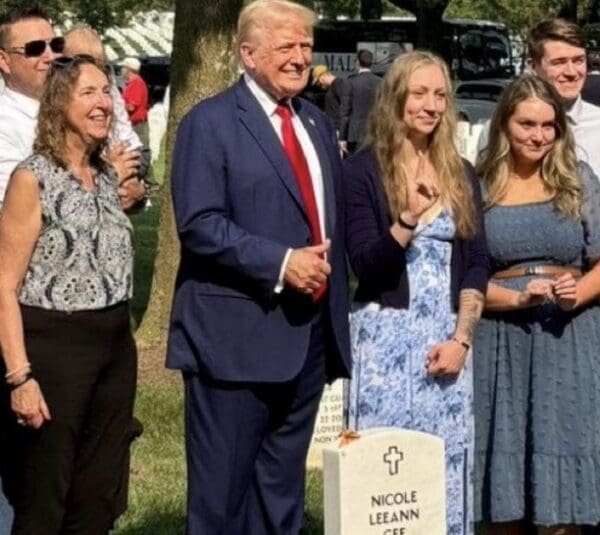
[568,95,600,177]
[244,74,326,239]
[244,74,327,292]
[0,87,39,206]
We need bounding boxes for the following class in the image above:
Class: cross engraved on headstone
[383,445,404,476]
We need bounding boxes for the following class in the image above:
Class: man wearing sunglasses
[0,5,147,212]
[0,6,59,208]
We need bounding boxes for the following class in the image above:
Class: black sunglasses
[8,36,65,58]
[50,54,112,76]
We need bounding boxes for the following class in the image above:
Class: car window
[455,83,504,102]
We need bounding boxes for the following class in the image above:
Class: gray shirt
[18,154,134,312]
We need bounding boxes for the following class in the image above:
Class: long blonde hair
[476,75,581,217]
[365,50,477,239]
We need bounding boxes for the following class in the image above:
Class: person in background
[0,6,147,210]
[64,24,152,183]
[167,1,351,533]
[478,19,600,178]
[344,50,489,535]
[119,56,149,147]
[0,54,137,534]
[582,50,600,106]
[339,49,381,154]
[474,75,600,535]
[312,64,345,133]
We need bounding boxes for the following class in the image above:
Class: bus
[312,17,514,81]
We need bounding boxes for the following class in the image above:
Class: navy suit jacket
[166,78,351,383]
[339,71,381,144]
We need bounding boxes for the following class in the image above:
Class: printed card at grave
[306,379,344,468]
[324,427,446,535]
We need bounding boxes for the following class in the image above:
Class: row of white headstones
[58,10,175,60]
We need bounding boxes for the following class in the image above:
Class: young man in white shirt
[0,5,147,210]
[478,19,600,177]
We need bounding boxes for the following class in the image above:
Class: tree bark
[558,0,578,21]
[136,0,243,350]
[361,0,383,20]
[387,0,450,55]
[586,0,600,23]
[414,3,446,53]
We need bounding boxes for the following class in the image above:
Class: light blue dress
[474,163,600,526]
[0,491,11,534]
[347,211,474,535]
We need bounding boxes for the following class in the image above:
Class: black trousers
[2,303,137,535]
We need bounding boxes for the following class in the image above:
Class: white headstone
[324,428,446,535]
[306,379,344,468]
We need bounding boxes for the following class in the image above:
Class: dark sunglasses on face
[50,54,111,75]
[8,36,65,58]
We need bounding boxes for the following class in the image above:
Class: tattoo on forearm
[454,289,485,342]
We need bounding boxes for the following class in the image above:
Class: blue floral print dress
[347,210,474,535]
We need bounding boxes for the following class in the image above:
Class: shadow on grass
[116,509,185,535]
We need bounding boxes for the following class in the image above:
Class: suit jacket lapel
[295,100,337,239]
[234,79,305,212]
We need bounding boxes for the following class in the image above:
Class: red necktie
[275,103,327,301]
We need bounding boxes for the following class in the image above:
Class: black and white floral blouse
[17,153,133,312]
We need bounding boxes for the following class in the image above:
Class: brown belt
[492,265,582,279]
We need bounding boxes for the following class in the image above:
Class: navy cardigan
[343,150,490,309]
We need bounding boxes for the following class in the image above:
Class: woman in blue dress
[474,75,600,534]
[343,51,490,535]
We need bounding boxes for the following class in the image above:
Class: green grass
[115,383,187,534]
[129,152,165,328]
[115,381,326,534]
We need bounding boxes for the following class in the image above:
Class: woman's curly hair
[34,54,112,168]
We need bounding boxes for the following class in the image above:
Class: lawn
[114,380,326,534]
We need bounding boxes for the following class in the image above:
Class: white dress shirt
[0,87,39,206]
[111,84,143,150]
[568,95,600,177]
[244,74,327,292]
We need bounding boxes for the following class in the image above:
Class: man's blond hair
[64,23,107,62]
[236,0,317,55]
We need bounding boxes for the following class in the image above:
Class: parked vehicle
[312,18,514,80]
[454,78,510,124]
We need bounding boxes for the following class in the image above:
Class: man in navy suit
[167,1,351,533]
[339,49,381,155]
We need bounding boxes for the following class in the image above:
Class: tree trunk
[587,0,600,23]
[414,4,446,54]
[387,0,450,55]
[136,0,243,350]
[361,0,383,20]
[558,0,578,21]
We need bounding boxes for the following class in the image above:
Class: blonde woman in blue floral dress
[343,51,490,535]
